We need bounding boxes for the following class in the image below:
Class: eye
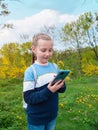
[49,49,53,52]
[41,49,46,52]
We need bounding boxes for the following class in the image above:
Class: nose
[46,52,49,56]
[46,51,51,56]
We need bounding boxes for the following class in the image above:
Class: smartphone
[52,70,70,85]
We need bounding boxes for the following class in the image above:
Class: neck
[35,60,48,66]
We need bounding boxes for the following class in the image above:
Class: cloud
[0,9,77,47]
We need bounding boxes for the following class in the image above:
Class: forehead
[37,39,53,47]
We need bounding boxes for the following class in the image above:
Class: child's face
[32,39,53,64]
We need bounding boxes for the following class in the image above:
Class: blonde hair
[32,33,52,63]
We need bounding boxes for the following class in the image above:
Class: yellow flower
[59,103,64,108]
[88,104,92,108]
[78,110,81,113]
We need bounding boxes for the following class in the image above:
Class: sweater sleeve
[23,86,53,105]
[57,82,66,93]
[23,67,53,105]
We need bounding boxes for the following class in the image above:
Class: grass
[0,76,98,130]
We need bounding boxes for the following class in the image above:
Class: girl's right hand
[47,80,64,93]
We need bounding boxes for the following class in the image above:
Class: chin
[42,60,48,64]
[43,61,48,64]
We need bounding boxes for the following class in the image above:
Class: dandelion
[88,104,92,108]
[19,116,22,120]
[59,103,64,108]
[57,60,64,69]
[78,110,81,113]
[17,115,22,120]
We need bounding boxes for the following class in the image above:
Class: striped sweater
[23,62,66,125]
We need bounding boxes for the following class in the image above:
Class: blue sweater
[23,62,66,125]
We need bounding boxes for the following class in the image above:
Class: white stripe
[36,73,57,88]
[23,81,35,92]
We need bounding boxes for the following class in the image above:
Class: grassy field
[0,76,98,130]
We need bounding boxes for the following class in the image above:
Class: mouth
[44,57,49,60]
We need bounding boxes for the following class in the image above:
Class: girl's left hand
[47,80,64,93]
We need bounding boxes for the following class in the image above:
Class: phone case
[52,70,70,85]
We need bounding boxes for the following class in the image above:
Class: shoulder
[48,62,59,72]
[48,62,57,67]
[24,65,34,81]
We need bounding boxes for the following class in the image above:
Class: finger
[55,80,62,85]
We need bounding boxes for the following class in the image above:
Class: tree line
[0,42,98,79]
[0,11,98,78]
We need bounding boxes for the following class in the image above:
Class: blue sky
[0,0,98,49]
[6,0,98,20]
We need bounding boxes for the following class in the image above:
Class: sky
[0,0,98,49]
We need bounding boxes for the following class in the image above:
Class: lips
[44,57,49,60]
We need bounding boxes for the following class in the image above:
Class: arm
[23,67,53,105]
[23,84,53,105]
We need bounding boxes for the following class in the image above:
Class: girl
[23,33,66,130]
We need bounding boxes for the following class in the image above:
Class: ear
[31,46,36,53]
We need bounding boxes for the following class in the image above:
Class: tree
[0,42,28,78]
[62,20,86,73]
[0,0,10,16]
[79,12,98,61]
[41,24,62,43]
[0,0,20,29]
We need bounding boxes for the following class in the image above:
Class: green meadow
[0,76,98,130]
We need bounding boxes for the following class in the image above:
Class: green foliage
[62,12,98,61]
[0,42,31,78]
[81,47,98,75]
[0,42,98,78]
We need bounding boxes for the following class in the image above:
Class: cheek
[37,51,43,56]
